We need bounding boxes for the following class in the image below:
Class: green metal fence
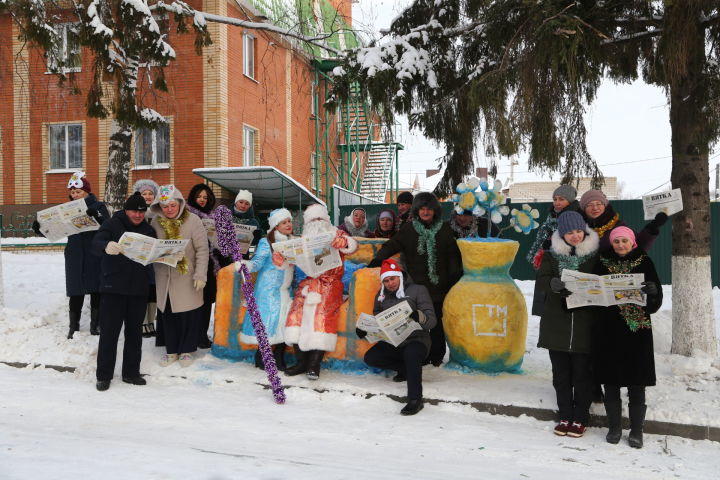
[340,200,719,286]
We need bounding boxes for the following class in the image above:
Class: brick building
[0,0,392,228]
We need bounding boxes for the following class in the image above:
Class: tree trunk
[667,5,717,357]
[104,120,132,213]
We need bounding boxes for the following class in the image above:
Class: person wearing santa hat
[357,258,436,416]
[280,203,358,380]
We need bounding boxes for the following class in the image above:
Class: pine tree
[334,0,720,357]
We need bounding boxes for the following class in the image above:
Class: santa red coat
[284,231,357,351]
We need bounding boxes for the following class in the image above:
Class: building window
[135,124,170,167]
[49,124,83,170]
[311,82,318,117]
[243,33,255,79]
[243,126,258,166]
[48,24,81,72]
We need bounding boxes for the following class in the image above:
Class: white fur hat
[235,190,253,205]
[303,204,330,224]
[268,208,292,232]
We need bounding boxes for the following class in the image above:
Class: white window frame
[243,125,258,166]
[48,124,83,170]
[48,23,81,73]
[243,33,256,79]
[134,124,171,169]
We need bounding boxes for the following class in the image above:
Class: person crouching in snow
[594,226,662,449]
[92,193,156,391]
[357,258,436,416]
[537,211,599,438]
[279,204,358,380]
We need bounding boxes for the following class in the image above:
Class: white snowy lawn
[1,251,720,479]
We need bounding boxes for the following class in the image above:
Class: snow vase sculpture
[443,238,527,373]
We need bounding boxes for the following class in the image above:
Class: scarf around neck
[412,218,443,284]
[600,253,650,332]
[157,208,189,274]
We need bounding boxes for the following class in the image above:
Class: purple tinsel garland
[213,205,286,404]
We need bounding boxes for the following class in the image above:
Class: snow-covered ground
[2,251,720,479]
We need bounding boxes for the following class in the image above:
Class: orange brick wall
[0,1,324,207]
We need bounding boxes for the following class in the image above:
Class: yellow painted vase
[443,238,527,373]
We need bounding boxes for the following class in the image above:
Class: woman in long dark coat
[594,226,663,449]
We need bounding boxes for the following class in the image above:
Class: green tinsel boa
[412,218,443,285]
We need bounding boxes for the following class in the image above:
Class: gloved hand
[86,207,100,219]
[194,279,206,291]
[355,328,367,339]
[646,212,668,235]
[272,252,285,267]
[331,234,348,250]
[105,241,122,255]
[641,281,658,296]
[31,220,42,236]
[550,278,566,293]
[234,260,251,272]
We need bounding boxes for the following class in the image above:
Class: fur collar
[550,227,599,257]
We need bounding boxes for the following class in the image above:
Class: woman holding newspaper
[593,226,662,449]
[536,211,600,438]
[356,258,437,416]
[150,185,209,368]
[32,171,109,339]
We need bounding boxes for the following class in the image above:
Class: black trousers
[69,293,101,313]
[96,293,146,381]
[604,384,646,406]
[549,350,593,424]
[364,341,428,401]
[428,301,446,364]
[198,300,213,344]
[163,297,201,355]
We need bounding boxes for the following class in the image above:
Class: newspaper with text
[118,232,189,268]
[561,270,646,309]
[272,231,342,277]
[35,199,100,242]
[355,300,420,347]
[642,188,683,220]
[234,224,257,254]
[201,218,218,249]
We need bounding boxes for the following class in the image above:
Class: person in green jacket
[537,211,600,439]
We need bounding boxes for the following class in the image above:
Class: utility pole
[715,163,719,201]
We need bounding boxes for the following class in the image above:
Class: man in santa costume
[274,204,357,380]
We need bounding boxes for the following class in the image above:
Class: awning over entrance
[192,166,325,210]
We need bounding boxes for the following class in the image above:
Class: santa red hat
[378,258,405,301]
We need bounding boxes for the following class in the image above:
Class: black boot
[254,349,264,370]
[67,311,81,339]
[401,399,424,416]
[604,399,622,444]
[273,344,287,372]
[284,345,309,376]
[90,307,100,336]
[306,350,324,380]
[628,403,646,448]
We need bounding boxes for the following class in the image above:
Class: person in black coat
[594,226,662,449]
[368,192,462,366]
[91,193,157,391]
[32,172,109,338]
[357,259,437,416]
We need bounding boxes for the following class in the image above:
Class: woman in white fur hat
[231,189,262,257]
[237,208,297,371]
[150,185,209,368]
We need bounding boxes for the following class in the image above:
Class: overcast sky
[351,0,720,199]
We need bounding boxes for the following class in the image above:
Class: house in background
[506,177,618,203]
[0,0,403,233]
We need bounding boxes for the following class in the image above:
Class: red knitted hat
[380,258,403,280]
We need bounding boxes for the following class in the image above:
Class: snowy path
[2,364,718,480]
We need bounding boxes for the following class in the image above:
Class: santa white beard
[302,218,335,237]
